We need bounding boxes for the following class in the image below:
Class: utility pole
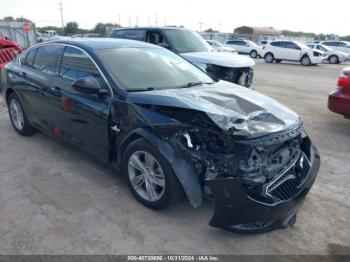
[59,2,64,28]
[135,16,138,27]
[155,13,158,26]
[199,22,203,32]
[118,14,121,26]
[128,16,131,27]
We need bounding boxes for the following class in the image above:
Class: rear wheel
[328,55,339,64]
[264,53,274,63]
[250,50,258,58]
[123,139,183,210]
[7,93,36,136]
[300,55,311,66]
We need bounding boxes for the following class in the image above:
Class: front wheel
[264,53,274,63]
[250,50,258,58]
[7,93,36,136]
[300,55,311,66]
[123,139,183,210]
[328,55,339,64]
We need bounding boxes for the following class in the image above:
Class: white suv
[262,40,326,66]
[320,41,350,55]
[224,39,262,58]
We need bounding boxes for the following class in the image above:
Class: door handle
[51,86,62,92]
[19,72,27,77]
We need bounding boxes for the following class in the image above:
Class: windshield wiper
[128,87,155,92]
[177,81,213,89]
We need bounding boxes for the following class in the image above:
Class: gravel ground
[0,60,349,255]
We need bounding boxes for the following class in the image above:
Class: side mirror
[72,77,106,95]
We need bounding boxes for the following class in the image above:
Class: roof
[49,37,157,50]
[234,26,282,36]
[112,27,186,31]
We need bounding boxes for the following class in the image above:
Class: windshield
[209,41,223,47]
[294,41,310,49]
[162,29,213,53]
[318,44,332,51]
[97,47,214,91]
[247,40,258,47]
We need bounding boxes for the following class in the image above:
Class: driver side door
[51,46,112,163]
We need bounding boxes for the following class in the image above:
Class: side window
[128,30,146,41]
[337,42,346,47]
[324,42,334,46]
[227,40,236,45]
[271,41,283,47]
[110,30,128,39]
[59,46,100,82]
[32,45,63,75]
[239,41,248,46]
[147,31,164,45]
[23,48,37,67]
[285,42,299,49]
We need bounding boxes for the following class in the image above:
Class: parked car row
[261,40,327,66]
[110,27,255,88]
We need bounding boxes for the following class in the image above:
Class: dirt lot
[0,60,349,255]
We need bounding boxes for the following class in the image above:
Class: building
[0,21,36,49]
[234,26,281,42]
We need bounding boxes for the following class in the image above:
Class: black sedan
[0,39,320,233]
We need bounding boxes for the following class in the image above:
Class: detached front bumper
[310,56,327,64]
[206,137,320,234]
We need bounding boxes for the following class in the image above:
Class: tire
[275,59,282,63]
[300,55,311,66]
[122,138,183,210]
[328,55,339,64]
[264,53,274,63]
[250,50,258,58]
[7,93,36,136]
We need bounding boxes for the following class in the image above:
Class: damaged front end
[127,84,320,233]
[166,120,320,233]
[205,64,254,88]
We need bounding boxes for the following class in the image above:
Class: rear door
[15,45,63,132]
[270,41,285,58]
[52,45,112,162]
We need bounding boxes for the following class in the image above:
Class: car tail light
[338,69,350,89]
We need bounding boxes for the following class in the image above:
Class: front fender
[122,128,203,208]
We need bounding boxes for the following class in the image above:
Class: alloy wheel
[9,99,24,130]
[128,151,166,202]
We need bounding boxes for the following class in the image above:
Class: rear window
[271,41,284,47]
[22,48,37,67]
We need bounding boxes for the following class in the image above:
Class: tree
[93,23,106,35]
[92,22,120,36]
[3,16,14,21]
[16,17,32,22]
[65,21,79,35]
[205,28,218,33]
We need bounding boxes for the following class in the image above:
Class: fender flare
[120,128,203,208]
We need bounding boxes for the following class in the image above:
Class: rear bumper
[206,137,320,234]
[328,90,350,117]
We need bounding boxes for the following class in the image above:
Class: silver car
[307,43,350,64]
[207,40,237,53]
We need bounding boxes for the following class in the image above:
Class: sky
[0,0,349,36]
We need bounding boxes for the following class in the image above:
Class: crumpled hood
[127,81,300,138]
[181,51,255,68]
